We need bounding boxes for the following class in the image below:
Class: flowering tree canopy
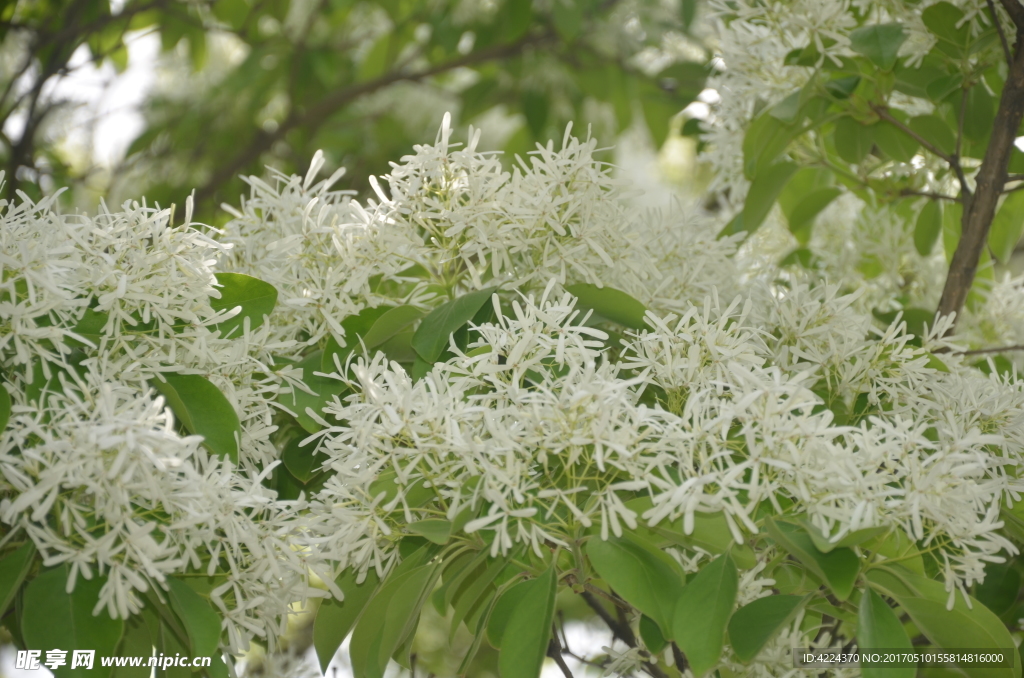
[3,1,1024,678]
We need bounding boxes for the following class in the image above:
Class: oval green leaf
[210,272,278,339]
[412,287,498,364]
[0,382,9,433]
[22,565,125,678]
[565,283,649,330]
[313,568,380,673]
[989,191,1024,265]
[915,200,943,256]
[0,542,35,619]
[834,118,876,165]
[850,23,907,71]
[165,577,222,660]
[498,565,557,678]
[361,305,424,349]
[586,536,684,633]
[672,553,738,677]
[858,588,914,678]
[153,373,240,463]
[766,519,860,601]
[728,594,804,663]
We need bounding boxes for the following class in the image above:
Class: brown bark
[937,3,1024,326]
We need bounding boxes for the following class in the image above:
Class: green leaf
[834,118,876,165]
[850,23,907,71]
[742,161,799,234]
[564,283,649,330]
[728,594,804,663]
[743,111,798,179]
[858,588,914,678]
[112,615,152,678]
[988,191,1024,264]
[824,75,861,99]
[522,90,549,139]
[350,562,441,678]
[210,273,278,339]
[586,536,684,633]
[406,519,452,545]
[498,565,557,678]
[768,90,802,123]
[552,0,582,40]
[361,305,424,349]
[766,519,860,601]
[672,553,738,677]
[314,569,380,673]
[964,85,995,141]
[866,567,1020,678]
[795,516,889,554]
[909,115,955,156]
[639,614,668,654]
[943,200,964,263]
[788,187,842,242]
[412,287,498,364]
[975,562,1021,617]
[487,577,530,649]
[67,307,109,348]
[864,528,929,577]
[0,542,35,618]
[22,565,125,678]
[922,2,970,58]
[323,306,394,372]
[915,200,943,256]
[165,577,222,660]
[280,350,349,434]
[876,115,920,162]
[927,75,964,105]
[358,33,392,81]
[779,168,834,219]
[449,553,509,642]
[0,382,9,432]
[153,373,240,463]
[281,433,323,484]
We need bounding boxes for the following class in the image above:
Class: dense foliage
[0,0,704,219]
[4,1,1024,678]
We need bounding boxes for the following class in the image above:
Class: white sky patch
[2,30,158,169]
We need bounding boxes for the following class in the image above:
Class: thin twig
[955,344,1024,355]
[548,636,576,678]
[899,189,962,202]
[578,591,669,678]
[989,0,1014,65]
[872,105,955,165]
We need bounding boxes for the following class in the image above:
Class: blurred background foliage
[0,0,711,224]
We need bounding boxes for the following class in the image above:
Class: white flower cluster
[0,185,324,652]
[308,277,1024,601]
[3,110,1024,675]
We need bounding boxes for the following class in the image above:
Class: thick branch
[999,0,1024,30]
[937,30,1024,325]
[192,30,554,207]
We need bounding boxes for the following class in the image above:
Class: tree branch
[937,26,1024,326]
[871,105,955,165]
[954,344,1024,355]
[578,591,669,678]
[998,0,1024,31]
[899,189,962,202]
[192,29,556,208]
[548,636,576,678]
[989,0,1014,64]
